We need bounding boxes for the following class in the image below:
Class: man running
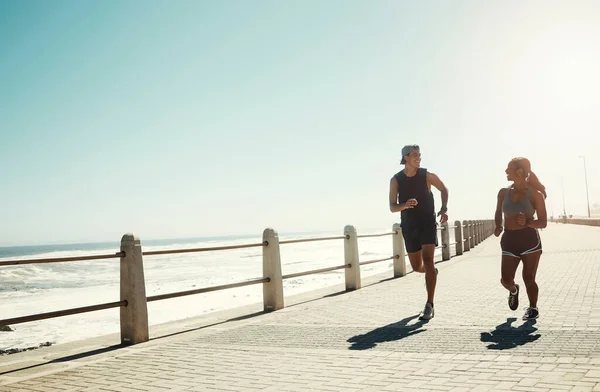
[389,144,449,320]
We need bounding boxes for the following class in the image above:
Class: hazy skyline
[1,0,599,246]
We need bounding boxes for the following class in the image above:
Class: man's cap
[400,144,419,164]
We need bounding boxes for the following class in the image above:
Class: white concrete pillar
[441,222,451,261]
[263,228,284,311]
[344,225,361,290]
[392,223,406,277]
[480,220,484,242]
[463,220,470,252]
[468,220,475,248]
[454,220,463,256]
[120,234,149,345]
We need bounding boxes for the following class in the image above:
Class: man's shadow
[480,317,540,350]
[347,314,428,350]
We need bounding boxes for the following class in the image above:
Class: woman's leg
[501,254,521,310]
[500,255,520,292]
[521,251,541,308]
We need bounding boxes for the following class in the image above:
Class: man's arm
[427,172,448,211]
[527,191,547,229]
[427,172,448,223]
[389,177,412,213]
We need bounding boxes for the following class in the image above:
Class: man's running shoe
[419,302,434,320]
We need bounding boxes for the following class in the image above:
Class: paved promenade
[1,223,600,391]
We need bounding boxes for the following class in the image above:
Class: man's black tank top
[394,168,436,229]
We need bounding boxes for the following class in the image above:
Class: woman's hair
[511,157,547,199]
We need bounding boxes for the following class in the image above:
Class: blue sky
[1,0,600,246]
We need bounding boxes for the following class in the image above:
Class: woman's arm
[527,190,547,229]
[494,188,505,236]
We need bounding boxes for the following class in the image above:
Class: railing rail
[359,255,396,266]
[282,264,350,280]
[356,232,395,238]
[147,277,270,303]
[0,301,127,326]
[279,235,348,245]
[0,252,125,267]
[142,242,267,256]
[0,219,495,346]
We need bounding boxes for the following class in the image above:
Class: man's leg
[421,244,437,304]
[418,224,438,321]
[403,228,424,273]
[407,251,425,273]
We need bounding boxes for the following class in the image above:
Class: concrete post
[263,228,284,311]
[475,221,481,244]
[120,234,149,345]
[441,221,451,260]
[468,220,475,248]
[344,225,361,290]
[392,223,406,277]
[454,220,463,256]
[463,220,470,252]
[480,220,484,241]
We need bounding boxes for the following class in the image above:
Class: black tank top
[394,168,436,229]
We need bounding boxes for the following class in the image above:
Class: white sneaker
[419,302,434,320]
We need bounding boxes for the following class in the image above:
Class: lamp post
[579,156,591,218]
[561,177,567,218]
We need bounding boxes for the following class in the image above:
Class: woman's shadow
[347,314,428,350]
[480,317,540,350]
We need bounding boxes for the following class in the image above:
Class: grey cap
[400,144,419,164]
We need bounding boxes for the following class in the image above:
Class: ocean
[0,228,455,352]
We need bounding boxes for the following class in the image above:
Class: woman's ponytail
[527,170,547,199]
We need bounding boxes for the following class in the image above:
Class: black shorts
[501,227,542,258]
[402,224,438,254]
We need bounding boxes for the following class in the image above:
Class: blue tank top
[502,187,535,217]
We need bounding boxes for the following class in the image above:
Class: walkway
[1,223,600,391]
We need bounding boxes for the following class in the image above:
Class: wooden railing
[0,219,495,346]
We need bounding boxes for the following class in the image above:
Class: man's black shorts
[401,224,438,254]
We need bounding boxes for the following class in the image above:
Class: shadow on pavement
[347,314,428,350]
[0,345,123,376]
[480,317,540,350]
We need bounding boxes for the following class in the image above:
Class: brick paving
[1,223,600,391]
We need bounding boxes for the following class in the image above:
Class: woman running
[494,157,547,320]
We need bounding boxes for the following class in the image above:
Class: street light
[579,156,591,218]
[561,176,566,217]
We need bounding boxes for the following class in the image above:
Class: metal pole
[561,177,566,217]
[580,156,591,218]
